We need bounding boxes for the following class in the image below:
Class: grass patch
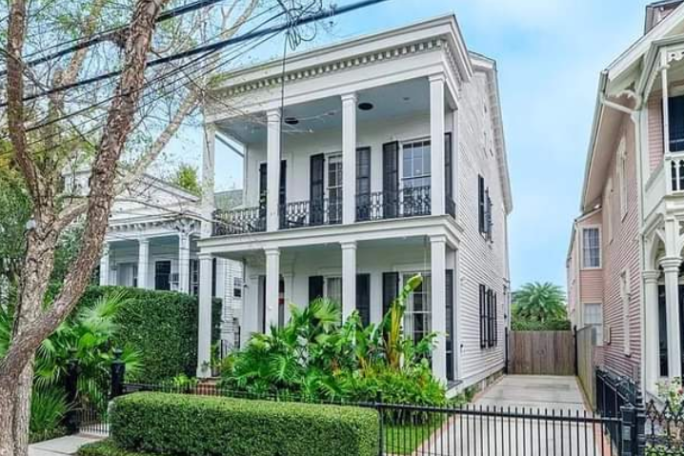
[78,440,166,456]
[383,414,446,455]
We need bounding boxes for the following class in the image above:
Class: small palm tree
[512,282,567,323]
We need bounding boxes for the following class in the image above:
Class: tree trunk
[0,371,20,456]
[13,362,33,456]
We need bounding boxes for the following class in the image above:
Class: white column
[197,253,213,378]
[201,124,216,238]
[267,110,281,232]
[430,234,447,382]
[644,270,661,393]
[99,243,110,286]
[430,75,446,216]
[137,239,149,289]
[342,93,357,225]
[661,51,671,157]
[178,233,190,294]
[265,248,280,329]
[661,257,682,379]
[341,241,357,321]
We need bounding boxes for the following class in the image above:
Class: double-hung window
[233,277,243,298]
[401,140,431,216]
[582,227,601,269]
[583,303,603,346]
[327,154,343,224]
[325,277,342,307]
[403,273,431,342]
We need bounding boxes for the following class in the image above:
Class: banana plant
[383,274,423,370]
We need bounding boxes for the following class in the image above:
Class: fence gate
[508,330,576,375]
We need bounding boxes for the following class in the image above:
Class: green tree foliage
[171,163,201,196]
[512,282,568,323]
[0,291,142,442]
[221,275,446,406]
[0,169,31,283]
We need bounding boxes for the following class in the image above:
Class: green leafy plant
[29,387,69,443]
[220,274,446,407]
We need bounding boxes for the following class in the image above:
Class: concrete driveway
[414,376,607,456]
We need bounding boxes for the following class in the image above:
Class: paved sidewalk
[477,375,588,411]
[29,435,103,456]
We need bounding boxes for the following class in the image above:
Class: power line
[0,0,233,77]
[2,0,392,106]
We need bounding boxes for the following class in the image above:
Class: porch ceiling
[216,78,430,145]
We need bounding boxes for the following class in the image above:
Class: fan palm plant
[512,282,567,323]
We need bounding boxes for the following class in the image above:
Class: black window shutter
[259,163,267,228]
[478,175,485,234]
[445,133,454,217]
[479,284,486,348]
[486,190,493,240]
[382,142,399,219]
[382,272,399,319]
[211,258,217,297]
[669,95,684,152]
[356,274,371,326]
[356,147,372,221]
[278,160,287,228]
[488,289,494,348]
[493,292,498,346]
[310,154,325,226]
[308,276,324,303]
[259,275,266,332]
[446,269,455,381]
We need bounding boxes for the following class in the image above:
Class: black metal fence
[356,186,431,221]
[64,356,645,456]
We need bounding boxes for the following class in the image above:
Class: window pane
[582,228,600,268]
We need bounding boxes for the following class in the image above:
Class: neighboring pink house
[568,0,684,397]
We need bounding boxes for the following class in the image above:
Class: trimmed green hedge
[55,285,222,382]
[78,440,163,456]
[511,319,571,331]
[110,392,379,456]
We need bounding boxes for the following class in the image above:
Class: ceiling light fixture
[284,117,299,125]
[358,102,374,111]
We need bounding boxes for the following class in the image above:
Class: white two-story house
[194,15,513,389]
[67,169,244,348]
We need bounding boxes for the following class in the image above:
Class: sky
[163,0,652,290]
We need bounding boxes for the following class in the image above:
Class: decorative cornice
[109,217,199,234]
[215,38,454,100]
[667,45,684,63]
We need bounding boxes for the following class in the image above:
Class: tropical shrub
[29,387,69,443]
[57,285,222,382]
[1,290,142,442]
[220,275,447,407]
[109,392,379,456]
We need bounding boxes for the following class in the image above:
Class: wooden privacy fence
[576,326,596,408]
[509,330,575,375]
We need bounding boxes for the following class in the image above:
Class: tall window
[403,273,431,342]
[618,137,628,219]
[479,285,497,348]
[620,270,631,355]
[327,154,343,223]
[190,259,199,295]
[583,303,603,346]
[401,140,431,189]
[478,175,493,241]
[154,261,171,291]
[233,277,243,298]
[325,277,342,307]
[582,227,601,268]
[668,95,684,152]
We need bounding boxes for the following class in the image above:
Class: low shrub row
[511,319,571,331]
[103,392,379,456]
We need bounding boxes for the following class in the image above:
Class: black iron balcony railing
[279,198,343,229]
[356,185,431,221]
[212,207,266,235]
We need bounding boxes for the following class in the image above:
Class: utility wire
[1,0,392,107]
[0,0,232,76]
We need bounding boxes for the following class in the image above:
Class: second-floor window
[402,140,431,189]
[478,175,493,240]
[327,154,343,223]
[582,227,601,268]
[669,95,684,152]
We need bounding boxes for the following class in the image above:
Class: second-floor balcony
[212,186,446,236]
